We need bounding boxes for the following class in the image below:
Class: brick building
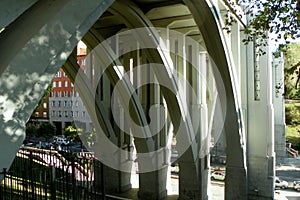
[30,43,92,135]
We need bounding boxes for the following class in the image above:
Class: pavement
[106,158,300,200]
[276,158,300,183]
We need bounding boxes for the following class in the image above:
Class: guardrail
[0,147,105,200]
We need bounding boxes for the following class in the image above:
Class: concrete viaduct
[0,0,286,199]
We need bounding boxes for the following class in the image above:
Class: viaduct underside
[0,0,280,199]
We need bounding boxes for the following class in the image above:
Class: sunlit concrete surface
[0,0,286,199]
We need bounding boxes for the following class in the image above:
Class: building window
[70,91,73,97]
[43,102,47,109]
[57,71,61,77]
[64,101,67,107]
[70,101,73,107]
[43,112,47,118]
[58,111,62,117]
[53,82,56,88]
[82,111,86,117]
[58,101,61,107]
[64,72,67,77]
[35,112,39,117]
[76,111,79,117]
[51,111,55,117]
[71,111,73,117]
[51,92,54,97]
[51,101,55,107]
[64,111,68,117]
[57,91,61,97]
[63,91,68,97]
[58,81,62,87]
[64,81,68,87]
[75,101,79,107]
[81,59,86,66]
[71,83,74,87]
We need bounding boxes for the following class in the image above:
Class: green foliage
[285,103,300,125]
[63,126,96,146]
[286,125,300,150]
[80,128,96,148]
[285,103,300,150]
[64,125,81,142]
[36,122,56,139]
[26,124,37,137]
[225,0,300,55]
[283,43,300,99]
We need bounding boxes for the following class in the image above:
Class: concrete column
[184,1,248,198]
[272,55,286,164]
[138,50,168,199]
[102,99,132,193]
[246,41,275,199]
[178,47,209,200]
[178,153,201,200]
[231,23,241,94]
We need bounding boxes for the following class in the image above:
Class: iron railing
[0,147,105,200]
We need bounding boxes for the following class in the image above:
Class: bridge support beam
[245,42,275,199]
[272,56,286,164]
[138,167,168,200]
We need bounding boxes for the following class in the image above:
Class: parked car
[293,180,300,191]
[56,137,69,145]
[275,177,288,189]
[211,170,225,181]
[50,136,69,145]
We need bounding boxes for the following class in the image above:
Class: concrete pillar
[272,55,286,164]
[246,41,275,199]
[184,1,248,198]
[138,165,168,200]
[99,47,132,193]
[178,152,201,200]
[138,49,168,200]
[178,44,210,200]
[104,103,132,193]
[63,46,134,195]
[231,23,241,94]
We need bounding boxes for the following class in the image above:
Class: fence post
[72,159,76,199]
[1,168,7,198]
[101,163,105,200]
[50,162,56,200]
[29,151,35,199]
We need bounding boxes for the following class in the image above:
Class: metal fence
[0,147,105,200]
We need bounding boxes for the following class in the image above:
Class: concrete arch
[0,0,248,199]
[0,0,114,178]
[82,29,155,152]
[107,1,207,199]
[0,0,38,30]
[184,0,247,199]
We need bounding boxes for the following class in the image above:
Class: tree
[225,0,300,55]
[283,43,300,99]
[26,124,37,137]
[63,125,81,142]
[36,122,56,139]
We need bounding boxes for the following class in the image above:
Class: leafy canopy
[224,0,300,55]
[283,42,300,99]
